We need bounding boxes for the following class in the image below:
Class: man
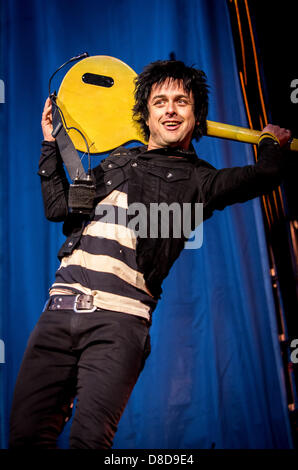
[9,60,291,449]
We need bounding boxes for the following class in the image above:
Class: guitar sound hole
[82,73,114,87]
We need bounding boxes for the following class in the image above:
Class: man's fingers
[41,96,55,141]
[261,124,292,147]
[43,97,52,113]
[42,97,53,122]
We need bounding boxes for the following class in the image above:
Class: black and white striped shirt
[50,182,156,321]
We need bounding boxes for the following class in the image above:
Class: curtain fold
[0,0,292,449]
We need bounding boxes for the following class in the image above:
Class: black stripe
[79,236,137,270]
[93,204,129,226]
[50,285,85,295]
[55,267,156,308]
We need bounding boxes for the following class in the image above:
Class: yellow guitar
[56,55,298,154]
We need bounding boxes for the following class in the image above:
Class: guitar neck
[207,120,298,152]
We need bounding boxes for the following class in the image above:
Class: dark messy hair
[133,60,209,141]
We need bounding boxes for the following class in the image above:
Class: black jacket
[38,137,284,299]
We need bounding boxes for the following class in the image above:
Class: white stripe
[98,189,128,209]
[83,221,136,249]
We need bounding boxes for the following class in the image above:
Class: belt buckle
[74,294,97,313]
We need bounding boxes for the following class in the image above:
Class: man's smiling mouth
[162,120,182,131]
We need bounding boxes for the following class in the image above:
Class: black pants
[9,307,150,449]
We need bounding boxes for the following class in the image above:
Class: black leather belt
[45,294,98,313]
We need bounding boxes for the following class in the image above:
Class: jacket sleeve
[37,140,69,221]
[196,136,286,219]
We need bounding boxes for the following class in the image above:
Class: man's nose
[165,101,177,115]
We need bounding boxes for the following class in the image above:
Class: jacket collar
[109,144,198,163]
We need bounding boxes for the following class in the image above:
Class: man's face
[146,79,198,151]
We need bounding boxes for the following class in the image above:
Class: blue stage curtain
[0,0,292,449]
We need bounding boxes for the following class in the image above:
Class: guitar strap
[51,95,87,181]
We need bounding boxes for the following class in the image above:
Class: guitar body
[57,55,297,153]
[57,55,145,154]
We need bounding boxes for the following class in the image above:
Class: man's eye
[178,99,188,105]
[154,100,165,106]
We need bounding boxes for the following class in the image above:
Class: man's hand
[261,124,291,147]
[41,97,55,142]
